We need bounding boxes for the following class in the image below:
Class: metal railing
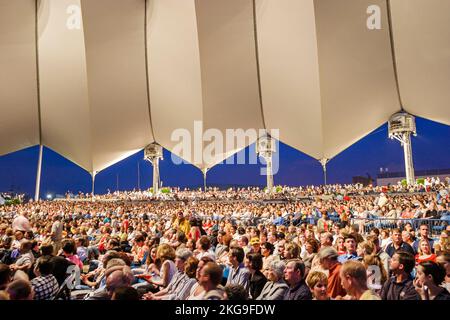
[351,217,449,237]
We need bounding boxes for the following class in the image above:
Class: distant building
[352,176,374,186]
[377,168,450,186]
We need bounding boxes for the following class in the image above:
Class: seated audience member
[170,256,199,300]
[412,224,434,254]
[385,229,415,257]
[317,247,346,298]
[200,262,224,300]
[436,253,450,292]
[131,234,149,267]
[256,260,288,300]
[186,256,214,300]
[357,241,388,292]
[415,239,437,265]
[6,279,34,300]
[245,253,267,300]
[339,260,381,300]
[0,263,12,290]
[31,256,59,300]
[61,240,83,270]
[283,259,312,300]
[40,244,74,286]
[433,231,449,255]
[144,244,177,289]
[414,261,450,300]
[141,248,193,300]
[337,234,359,264]
[85,260,131,300]
[0,290,9,300]
[224,284,248,300]
[306,270,330,300]
[226,247,250,291]
[112,287,139,300]
[90,265,134,300]
[9,240,34,274]
[261,242,276,277]
[380,251,419,300]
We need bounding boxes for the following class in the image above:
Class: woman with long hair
[334,235,346,255]
[414,261,450,300]
[357,241,388,292]
[415,239,437,264]
[433,230,450,255]
[245,253,267,300]
[144,244,177,288]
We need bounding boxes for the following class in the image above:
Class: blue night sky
[0,117,449,198]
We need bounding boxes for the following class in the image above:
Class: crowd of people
[0,179,449,301]
[67,176,449,201]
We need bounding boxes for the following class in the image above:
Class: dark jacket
[256,280,289,300]
[249,270,267,300]
[434,289,450,300]
[284,279,312,300]
[380,276,420,300]
[384,242,415,257]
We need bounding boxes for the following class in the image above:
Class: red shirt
[327,263,347,298]
[415,254,437,265]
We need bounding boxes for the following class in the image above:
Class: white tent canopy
[0,0,449,174]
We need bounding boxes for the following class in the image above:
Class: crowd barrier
[351,217,449,237]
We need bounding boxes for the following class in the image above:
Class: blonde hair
[358,241,375,256]
[418,239,432,255]
[156,243,176,262]
[306,270,328,289]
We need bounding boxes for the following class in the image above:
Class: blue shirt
[338,253,360,264]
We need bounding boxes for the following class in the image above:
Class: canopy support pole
[91,171,97,197]
[34,145,43,201]
[202,168,208,192]
[319,158,329,186]
[152,157,160,193]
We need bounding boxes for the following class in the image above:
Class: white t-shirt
[12,215,31,232]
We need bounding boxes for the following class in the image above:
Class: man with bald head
[87,264,134,300]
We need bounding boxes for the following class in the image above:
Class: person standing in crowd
[380,251,419,300]
[50,215,63,255]
[283,259,312,300]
